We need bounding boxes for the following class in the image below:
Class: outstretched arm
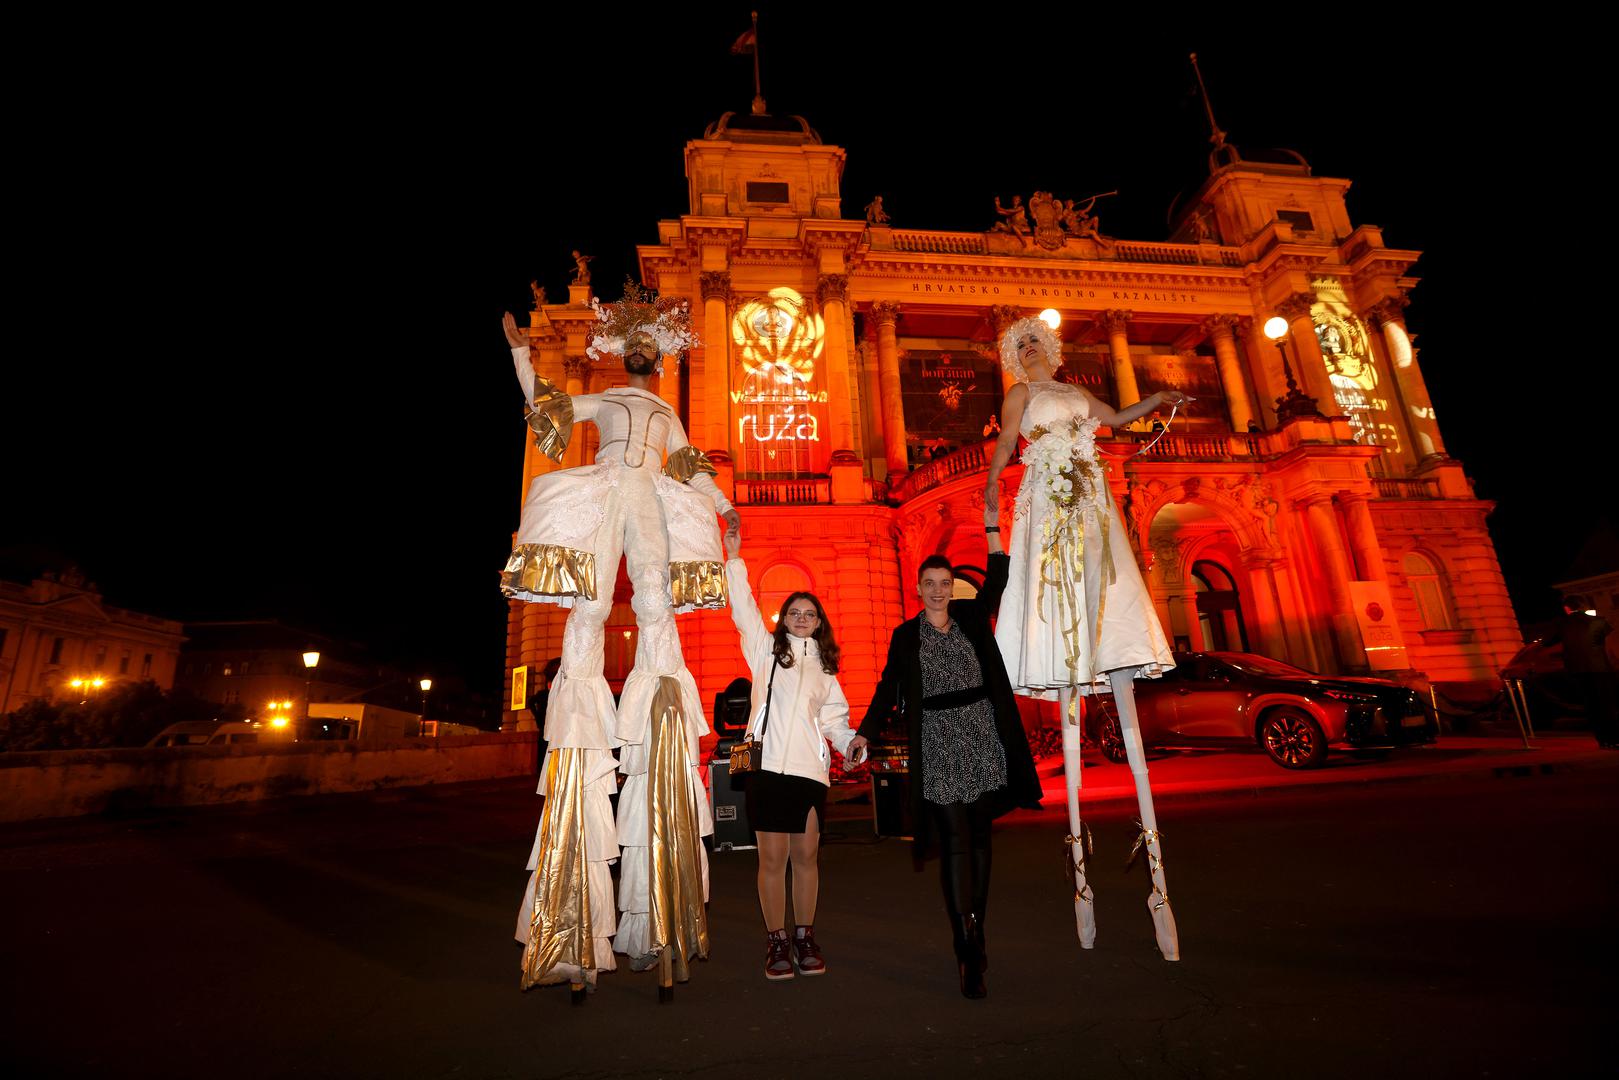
[1080,384,1191,429]
[665,410,741,537]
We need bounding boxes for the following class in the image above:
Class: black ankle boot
[956,915,986,999]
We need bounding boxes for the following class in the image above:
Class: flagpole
[751,11,765,114]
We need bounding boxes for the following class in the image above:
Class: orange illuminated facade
[502,111,1519,730]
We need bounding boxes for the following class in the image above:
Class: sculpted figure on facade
[570,250,594,286]
[864,194,890,225]
[992,195,1030,241]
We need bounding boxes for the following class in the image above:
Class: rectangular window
[746,181,789,204]
[50,637,65,665]
[0,628,8,656]
[94,646,107,670]
[119,652,131,674]
[1411,578,1453,631]
[1275,209,1314,232]
[143,654,154,678]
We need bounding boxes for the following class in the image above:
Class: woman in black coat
[856,532,1043,998]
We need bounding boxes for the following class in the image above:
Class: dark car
[1094,651,1438,769]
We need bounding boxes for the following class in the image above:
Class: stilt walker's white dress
[995,380,1175,696]
[504,345,724,990]
[993,378,1182,961]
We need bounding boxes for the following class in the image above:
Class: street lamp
[1262,315,1322,422]
[302,651,320,725]
[1038,308,1062,330]
[68,676,106,703]
[419,678,432,725]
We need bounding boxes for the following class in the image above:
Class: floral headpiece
[585,280,701,361]
[998,316,1064,382]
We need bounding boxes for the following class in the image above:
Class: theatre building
[501,107,1519,730]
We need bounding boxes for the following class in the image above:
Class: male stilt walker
[503,284,738,1002]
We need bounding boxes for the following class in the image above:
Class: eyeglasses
[785,609,819,620]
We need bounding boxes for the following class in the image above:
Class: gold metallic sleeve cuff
[663,445,718,484]
[525,377,574,463]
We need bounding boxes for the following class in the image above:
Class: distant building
[0,567,184,714]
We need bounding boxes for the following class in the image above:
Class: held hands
[722,509,742,558]
[501,312,527,349]
[1159,390,1193,408]
[983,482,999,527]
[845,735,869,765]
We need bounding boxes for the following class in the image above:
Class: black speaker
[708,760,756,850]
[871,770,915,839]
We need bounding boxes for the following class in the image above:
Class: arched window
[759,562,814,630]
[1402,551,1454,631]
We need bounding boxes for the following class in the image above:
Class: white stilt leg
[1059,686,1097,949]
[1108,670,1180,962]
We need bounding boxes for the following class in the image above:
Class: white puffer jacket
[726,559,857,785]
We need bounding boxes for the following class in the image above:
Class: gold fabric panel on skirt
[647,676,709,980]
[501,544,597,601]
[520,749,593,988]
[668,560,728,611]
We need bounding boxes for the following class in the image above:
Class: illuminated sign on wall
[1314,313,1402,455]
[732,288,828,476]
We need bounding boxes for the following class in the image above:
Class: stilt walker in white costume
[984,316,1187,962]
[502,284,740,1002]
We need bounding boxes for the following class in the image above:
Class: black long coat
[856,552,1044,856]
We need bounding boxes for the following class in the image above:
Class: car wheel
[1097,708,1129,764]
[1260,708,1327,769]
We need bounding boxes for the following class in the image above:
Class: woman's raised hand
[501,312,527,349]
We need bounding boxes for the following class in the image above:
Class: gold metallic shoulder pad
[663,444,718,483]
[525,377,574,463]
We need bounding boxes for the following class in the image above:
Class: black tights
[929,800,993,921]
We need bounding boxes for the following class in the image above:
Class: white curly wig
[998,316,1064,382]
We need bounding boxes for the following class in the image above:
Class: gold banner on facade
[647,676,709,981]
[525,377,574,463]
[520,749,593,989]
[663,445,719,484]
[501,544,597,601]
[668,560,728,611]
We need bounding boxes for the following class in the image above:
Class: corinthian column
[988,304,1023,395]
[699,271,732,456]
[1097,309,1141,409]
[1300,495,1366,670]
[1201,314,1254,432]
[817,273,856,457]
[1275,292,1337,411]
[1369,294,1446,460]
[870,301,908,477]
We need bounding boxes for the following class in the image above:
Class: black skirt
[745,769,828,834]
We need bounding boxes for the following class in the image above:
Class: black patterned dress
[918,616,1008,806]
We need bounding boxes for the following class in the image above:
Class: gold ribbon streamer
[647,676,710,982]
[1064,824,1095,905]
[668,560,728,611]
[525,376,574,463]
[663,445,719,484]
[501,543,597,602]
[1033,435,1117,714]
[520,748,594,989]
[1125,820,1171,911]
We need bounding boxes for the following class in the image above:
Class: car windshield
[1209,652,1314,678]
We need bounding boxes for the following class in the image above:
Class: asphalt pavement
[2,733,1614,1079]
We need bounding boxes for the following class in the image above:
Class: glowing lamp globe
[1263,317,1289,341]
[1038,309,1061,330]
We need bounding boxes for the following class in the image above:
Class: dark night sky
[6,12,1606,703]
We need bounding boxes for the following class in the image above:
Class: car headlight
[1322,688,1377,703]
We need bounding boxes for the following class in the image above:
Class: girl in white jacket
[724,530,868,980]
